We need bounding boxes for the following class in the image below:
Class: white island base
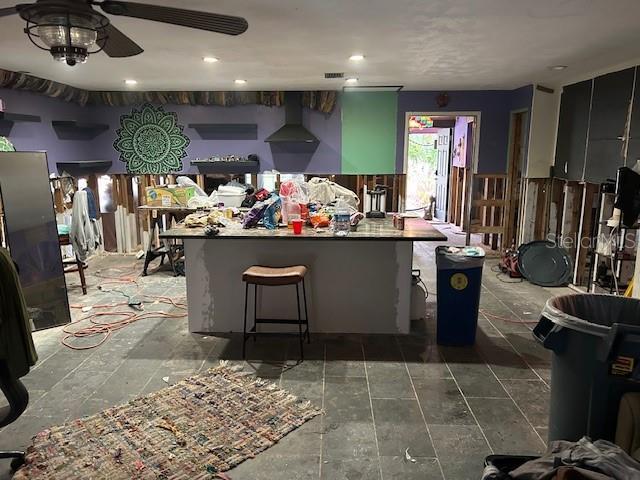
[183,238,413,334]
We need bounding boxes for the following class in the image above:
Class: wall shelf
[52,121,109,140]
[190,159,259,174]
[0,111,42,136]
[56,160,112,176]
[188,123,258,140]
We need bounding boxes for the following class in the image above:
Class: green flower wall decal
[114,104,190,174]
[0,136,15,152]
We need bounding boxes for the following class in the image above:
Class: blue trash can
[436,246,485,346]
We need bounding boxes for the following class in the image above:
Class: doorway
[403,113,480,226]
[404,116,439,212]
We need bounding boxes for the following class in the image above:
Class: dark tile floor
[0,232,570,479]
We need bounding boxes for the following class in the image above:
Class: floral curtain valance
[0,68,90,104]
[0,69,337,113]
[87,91,285,108]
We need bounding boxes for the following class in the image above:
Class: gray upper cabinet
[584,68,635,183]
[585,139,625,183]
[554,80,592,180]
[588,68,634,140]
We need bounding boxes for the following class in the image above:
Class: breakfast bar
[161,218,446,335]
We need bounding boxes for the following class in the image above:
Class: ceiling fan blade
[99,23,144,57]
[0,6,18,17]
[99,1,248,35]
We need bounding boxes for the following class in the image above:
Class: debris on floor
[404,447,417,463]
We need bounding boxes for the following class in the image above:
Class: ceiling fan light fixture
[20,5,109,66]
[50,45,89,65]
[3,0,248,65]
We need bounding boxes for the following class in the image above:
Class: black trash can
[534,294,640,443]
[435,246,485,346]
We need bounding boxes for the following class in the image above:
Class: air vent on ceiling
[324,72,344,79]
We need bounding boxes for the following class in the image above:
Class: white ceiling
[1,0,640,91]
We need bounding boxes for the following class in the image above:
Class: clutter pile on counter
[173,177,383,236]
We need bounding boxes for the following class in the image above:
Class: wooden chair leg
[242,282,249,359]
[296,283,304,361]
[302,278,310,343]
[77,258,87,295]
[253,284,258,342]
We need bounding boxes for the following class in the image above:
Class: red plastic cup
[292,218,303,235]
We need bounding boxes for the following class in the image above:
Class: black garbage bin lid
[518,240,573,287]
[543,293,640,336]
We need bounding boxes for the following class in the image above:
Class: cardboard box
[145,186,196,207]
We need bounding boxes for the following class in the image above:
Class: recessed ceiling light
[349,54,365,61]
[345,77,359,84]
[549,65,568,71]
[203,56,219,63]
[234,79,247,85]
[124,79,138,86]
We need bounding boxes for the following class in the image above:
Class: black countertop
[161,217,447,242]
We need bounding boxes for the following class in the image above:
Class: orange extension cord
[63,268,188,350]
[479,309,538,325]
[64,267,536,349]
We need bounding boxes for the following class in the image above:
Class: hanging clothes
[0,248,37,379]
[83,187,102,250]
[70,190,101,262]
[84,187,98,220]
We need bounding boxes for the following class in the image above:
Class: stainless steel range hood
[265,92,319,143]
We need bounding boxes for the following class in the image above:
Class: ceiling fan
[0,0,248,66]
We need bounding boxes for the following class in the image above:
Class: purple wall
[396,87,533,174]
[1,88,342,174]
[0,89,96,170]
[510,84,534,111]
[3,86,532,176]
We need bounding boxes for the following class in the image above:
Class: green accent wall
[341,91,398,174]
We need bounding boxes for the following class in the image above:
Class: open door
[435,129,451,220]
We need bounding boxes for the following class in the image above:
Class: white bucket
[217,192,245,208]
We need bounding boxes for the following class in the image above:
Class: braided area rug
[14,362,321,479]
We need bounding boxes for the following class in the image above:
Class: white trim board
[525,86,561,179]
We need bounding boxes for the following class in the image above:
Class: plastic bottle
[333,196,351,236]
[282,199,301,229]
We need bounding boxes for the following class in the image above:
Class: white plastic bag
[279,180,310,204]
[187,195,217,209]
[218,185,246,195]
[307,178,335,205]
[307,177,359,208]
[176,176,206,197]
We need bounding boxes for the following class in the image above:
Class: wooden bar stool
[58,233,87,295]
[242,265,310,360]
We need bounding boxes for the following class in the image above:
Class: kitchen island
[161,218,446,334]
